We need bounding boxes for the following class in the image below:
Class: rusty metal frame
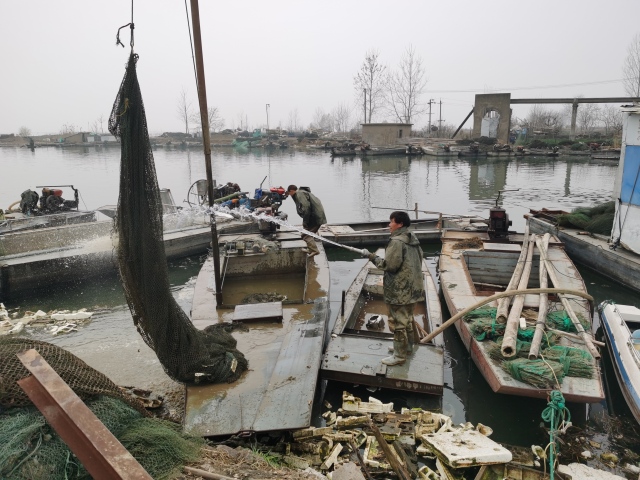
[16,348,152,480]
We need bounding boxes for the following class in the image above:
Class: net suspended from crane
[108,52,247,384]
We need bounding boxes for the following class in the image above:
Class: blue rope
[541,390,570,480]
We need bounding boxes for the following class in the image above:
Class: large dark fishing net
[108,53,247,384]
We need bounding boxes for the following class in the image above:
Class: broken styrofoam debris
[51,311,93,321]
[417,464,440,479]
[0,303,8,319]
[421,429,513,468]
[557,462,627,479]
[342,391,393,414]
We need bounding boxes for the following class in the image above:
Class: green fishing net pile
[108,52,247,384]
[0,396,203,480]
[0,338,203,480]
[465,307,595,388]
[556,201,615,235]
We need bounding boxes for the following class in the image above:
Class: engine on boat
[19,186,79,215]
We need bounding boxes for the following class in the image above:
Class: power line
[428,79,623,94]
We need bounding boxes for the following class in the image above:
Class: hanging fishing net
[0,395,203,480]
[557,201,615,235]
[108,52,247,384]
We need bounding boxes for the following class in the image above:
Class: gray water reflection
[2,146,636,468]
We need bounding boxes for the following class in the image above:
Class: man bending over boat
[286,185,327,258]
[362,211,424,366]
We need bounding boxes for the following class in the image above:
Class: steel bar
[16,349,152,480]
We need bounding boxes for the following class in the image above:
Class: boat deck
[185,232,330,437]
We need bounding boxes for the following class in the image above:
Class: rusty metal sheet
[16,349,152,480]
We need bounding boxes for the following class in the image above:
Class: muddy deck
[321,250,444,395]
[185,231,330,437]
[439,229,604,402]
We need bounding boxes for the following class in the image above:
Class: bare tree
[354,49,386,123]
[310,108,334,132]
[191,107,224,134]
[287,109,300,132]
[577,103,601,134]
[600,104,623,136]
[176,87,193,134]
[522,105,563,134]
[386,46,428,123]
[622,33,640,97]
[18,126,31,137]
[60,124,76,135]
[332,103,352,133]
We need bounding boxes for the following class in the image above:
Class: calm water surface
[2,146,637,468]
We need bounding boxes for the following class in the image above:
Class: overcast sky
[2,0,639,136]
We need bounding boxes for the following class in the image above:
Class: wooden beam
[16,349,152,480]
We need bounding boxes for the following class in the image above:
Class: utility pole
[438,99,444,136]
[266,104,270,133]
[363,89,367,123]
[427,99,435,137]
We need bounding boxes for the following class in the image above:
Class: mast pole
[190,0,223,306]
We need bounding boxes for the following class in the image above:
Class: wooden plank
[233,302,283,322]
[483,243,522,253]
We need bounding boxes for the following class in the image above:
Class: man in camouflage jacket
[286,185,327,257]
[364,211,424,365]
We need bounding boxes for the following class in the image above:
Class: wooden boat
[358,146,407,156]
[591,154,620,161]
[527,209,640,294]
[458,150,487,157]
[439,228,604,402]
[475,464,567,480]
[598,301,640,423]
[330,146,356,157]
[184,230,330,436]
[422,146,458,157]
[318,216,487,247]
[321,248,444,394]
[527,148,560,157]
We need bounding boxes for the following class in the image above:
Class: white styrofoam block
[421,429,512,468]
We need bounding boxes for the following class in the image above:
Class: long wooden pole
[496,223,530,324]
[501,234,535,357]
[190,0,222,306]
[534,236,600,359]
[419,288,594,345]
[368,421,412,480]
[529,233,550,359]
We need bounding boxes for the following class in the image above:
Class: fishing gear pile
[556,201,615,235]
[108,53,247,384]
[465,307,595,388]
[0,338,203,480]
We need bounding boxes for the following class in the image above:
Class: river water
[2,145,638,469]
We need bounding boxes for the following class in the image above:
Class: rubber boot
[406,323,416,353]
[382,329,408,366]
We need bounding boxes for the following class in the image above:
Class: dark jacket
[372,227,425,305]
[292,188,326,230]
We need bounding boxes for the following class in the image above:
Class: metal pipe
[190,0,222,306]
[341,290,346,318]
[451,108,474,139]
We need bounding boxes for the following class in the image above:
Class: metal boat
[184,230,330,436]
[321,248,444,395]
[599,301,640,423]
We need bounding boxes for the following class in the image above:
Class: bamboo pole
[529,233,550,359]
[534,235,601,359]
[496,223,531,324]
[183,466,235,480]
[419,288,594,345]
[501,234,536,357]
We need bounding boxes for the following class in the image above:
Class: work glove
[361,248,371,258]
